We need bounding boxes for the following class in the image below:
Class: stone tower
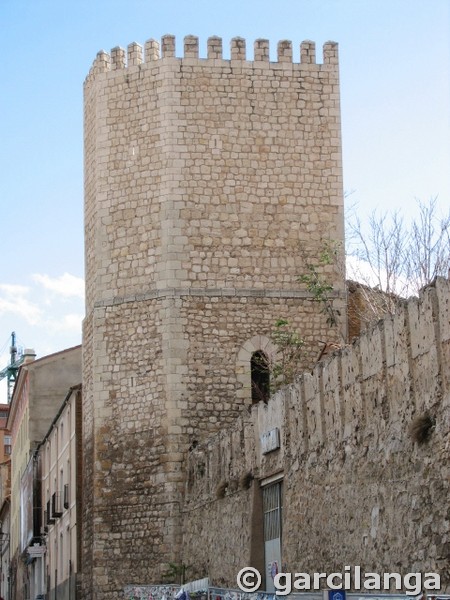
[82,35,345,598]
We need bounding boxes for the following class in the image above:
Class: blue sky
[0,0,449,395]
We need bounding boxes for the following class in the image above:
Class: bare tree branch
[346,197,450,332]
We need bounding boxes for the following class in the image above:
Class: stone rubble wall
[82,34,347,599]
[183,278,450,592]
[84,34,344,306]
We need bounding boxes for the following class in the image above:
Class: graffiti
[124,584,180,600]
[124,584,443,600]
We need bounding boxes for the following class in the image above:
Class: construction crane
[0,332,25,403]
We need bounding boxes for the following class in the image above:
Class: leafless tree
[407,197,450,293]
[345,197,450,329]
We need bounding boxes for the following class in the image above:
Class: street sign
[328,590,346,600]
[28,544,45,558]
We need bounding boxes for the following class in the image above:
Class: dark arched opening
[251,350,270,404]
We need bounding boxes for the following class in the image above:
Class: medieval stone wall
[184,278,450,592]
[82,34,346,599]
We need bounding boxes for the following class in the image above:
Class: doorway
[262,480,282,592]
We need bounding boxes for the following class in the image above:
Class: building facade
[7,347,81,600]
[0,403,11,600]
[37,385,82,600]
[82,34,346,598]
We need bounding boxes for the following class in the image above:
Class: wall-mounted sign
[261,428,280,454]
[28,544,45,558]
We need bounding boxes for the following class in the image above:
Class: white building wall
[39,387,80,600]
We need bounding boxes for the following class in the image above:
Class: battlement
[86,35,338,80]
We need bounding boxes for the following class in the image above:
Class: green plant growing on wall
[299,240,341,328]
[270,318,305,389]
[251,241,343,403]
[251,319,305,403]
[161,562,191,585]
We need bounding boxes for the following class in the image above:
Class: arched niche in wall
[236,335,277,405]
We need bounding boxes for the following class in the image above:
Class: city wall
[183,277,450,592]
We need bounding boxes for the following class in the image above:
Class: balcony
[45,502,55,525]
[51,492,63,518]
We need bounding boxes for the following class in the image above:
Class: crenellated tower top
[85,35,338,82]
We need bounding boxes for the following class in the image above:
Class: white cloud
[0,274,84,362]
[46,313,84,334]
[346,255,378,286]
[0,283,30,296]
[346,254,412,297]
[0,284,42,325]
[32,273,85,299]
